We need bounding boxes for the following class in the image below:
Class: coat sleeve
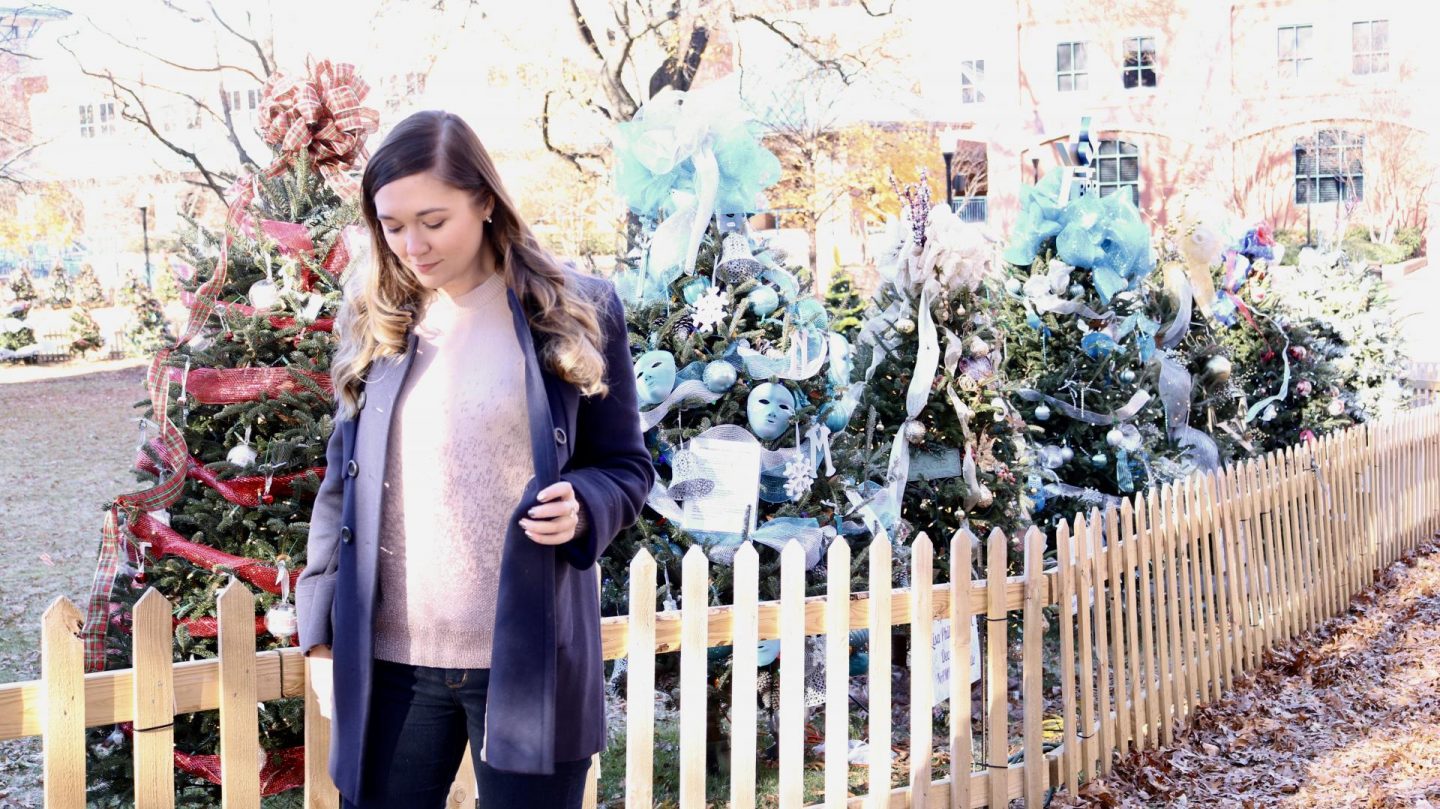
[559,281,655,570]
[295,411,347,654]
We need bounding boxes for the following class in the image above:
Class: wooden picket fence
[1,405,1437,808]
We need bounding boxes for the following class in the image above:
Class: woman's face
[372,170,495,298]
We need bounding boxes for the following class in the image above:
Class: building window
[98,101,115,135]
[960,59,985,103]
[1123,36,1156,88]
[78,104,94,138]
[1295,129,1364,204]
[1094,139,1140,203]
[1057,41,1089,91]
[247,88,260,109]
[1277,24,1313,78]
[1352,20,1389,74]
[187,101,204,130]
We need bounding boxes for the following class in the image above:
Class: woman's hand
[306,645,334,720]
[520,481,586,545]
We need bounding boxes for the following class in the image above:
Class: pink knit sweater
[372,273,534,668]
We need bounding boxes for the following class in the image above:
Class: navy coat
[295,269,652,797]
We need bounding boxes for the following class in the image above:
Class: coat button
[346,459,359,478]
[340,526,353,544]
[553,427,568,445]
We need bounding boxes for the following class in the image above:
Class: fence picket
[1214,469,1243,691]
[304,640,338,808]
[1120,500,1144,747]
[1087,510,1114,775]
[910,533,934,808]
[41,597,84,809]
[950,530,976,809]
[1021,527,1046,806]
[679,547,708,809]
[1104,504,1131,755]
[1073,514,1098,775]
[868,536,893,808]
[1055,521,1079,796]
[1153,486,1178,746]
[825,539,851,809]
[1194,473,1221,704]
[732,544,759,809]
[780,540,807,809]
[217,582,259,809]
[1133,492,1159,749]
[628,550,658,809]
[133,590,176,809]
[984,528,1010,802]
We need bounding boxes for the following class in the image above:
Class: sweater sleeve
[559,281,655,569]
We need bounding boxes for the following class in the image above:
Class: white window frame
[1352,19,1389,74]
[960,59,985,103]
[1295,129,1364,205]
[1277,24,1314,78]
[1056,41,1089,92]
[1122,35,1157,88]
[1094,139,1140,204]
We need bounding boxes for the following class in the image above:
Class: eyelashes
[383,221,447,235]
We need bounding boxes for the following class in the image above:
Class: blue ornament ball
[821,400,853,432]
[682,277,712,305]
[747,285,780,317]
[702,360,738,393]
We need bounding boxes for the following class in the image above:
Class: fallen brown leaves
[1055,540,1440,808]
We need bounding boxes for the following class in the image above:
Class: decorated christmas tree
[0,296,37,361]
[117,269,174,358]
[47,265,74,306]
[850,171,1029,571]
[823,262,866,340]
[75,262,107,306]
[79,59,377,807]
[70,307,104,358]
[5,264,38,303]
[995,163,1222,523]
[603,85,853,611]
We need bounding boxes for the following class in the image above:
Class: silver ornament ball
[1120,369,1136,384]
[1106,427,1124,447]
[904,421,927,445]
[1069,283,1084,298]
[1060,446,1075,462]
[1205,355,1233,385]
[702,360,738,393]
[895,317,916,335]
[1034,403,1051,421]
[1091,452,1108,467]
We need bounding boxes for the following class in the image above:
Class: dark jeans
[341,658,591,809]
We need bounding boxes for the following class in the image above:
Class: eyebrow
[377,207,450,221]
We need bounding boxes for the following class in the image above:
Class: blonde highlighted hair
[330,110,608,420]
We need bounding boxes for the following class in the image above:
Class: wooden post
[132,589,176,809]
[217,581,260,809]
[626,551,657,809]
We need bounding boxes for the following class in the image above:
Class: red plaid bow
[258,58,379,198]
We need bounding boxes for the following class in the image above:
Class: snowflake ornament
[783,455,816,501]
[690,286,730,334]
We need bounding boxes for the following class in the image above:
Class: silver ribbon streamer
[1016,387,1151,425]
[639,379,725,431]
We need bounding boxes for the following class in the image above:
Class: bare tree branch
[856,0,896,17]
[731,12,863,84]
[208,1,273,77]
[69,7,268,84]
[542,89,603,175]
[57,34,234,204]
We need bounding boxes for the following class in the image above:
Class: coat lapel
[480,288,560,773]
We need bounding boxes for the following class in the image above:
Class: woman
[295,110,653,808]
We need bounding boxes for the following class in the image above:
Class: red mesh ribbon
[177,291,335,333]
[119,723,306,798]
[167,366,333,405]
[128,511,301,595]
[176,614,272,639]
[258,59,379,198]
[82,60,371,671]
[135,438,325,508]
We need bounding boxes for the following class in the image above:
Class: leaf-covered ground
[1056,538,1440,809]
[0,363,148,808]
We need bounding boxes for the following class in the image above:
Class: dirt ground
[1055,539,1440,809]
[0,363,150,807]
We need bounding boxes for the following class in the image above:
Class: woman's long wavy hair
[331,110,607,419]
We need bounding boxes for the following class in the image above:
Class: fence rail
[3,406,1437,808]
